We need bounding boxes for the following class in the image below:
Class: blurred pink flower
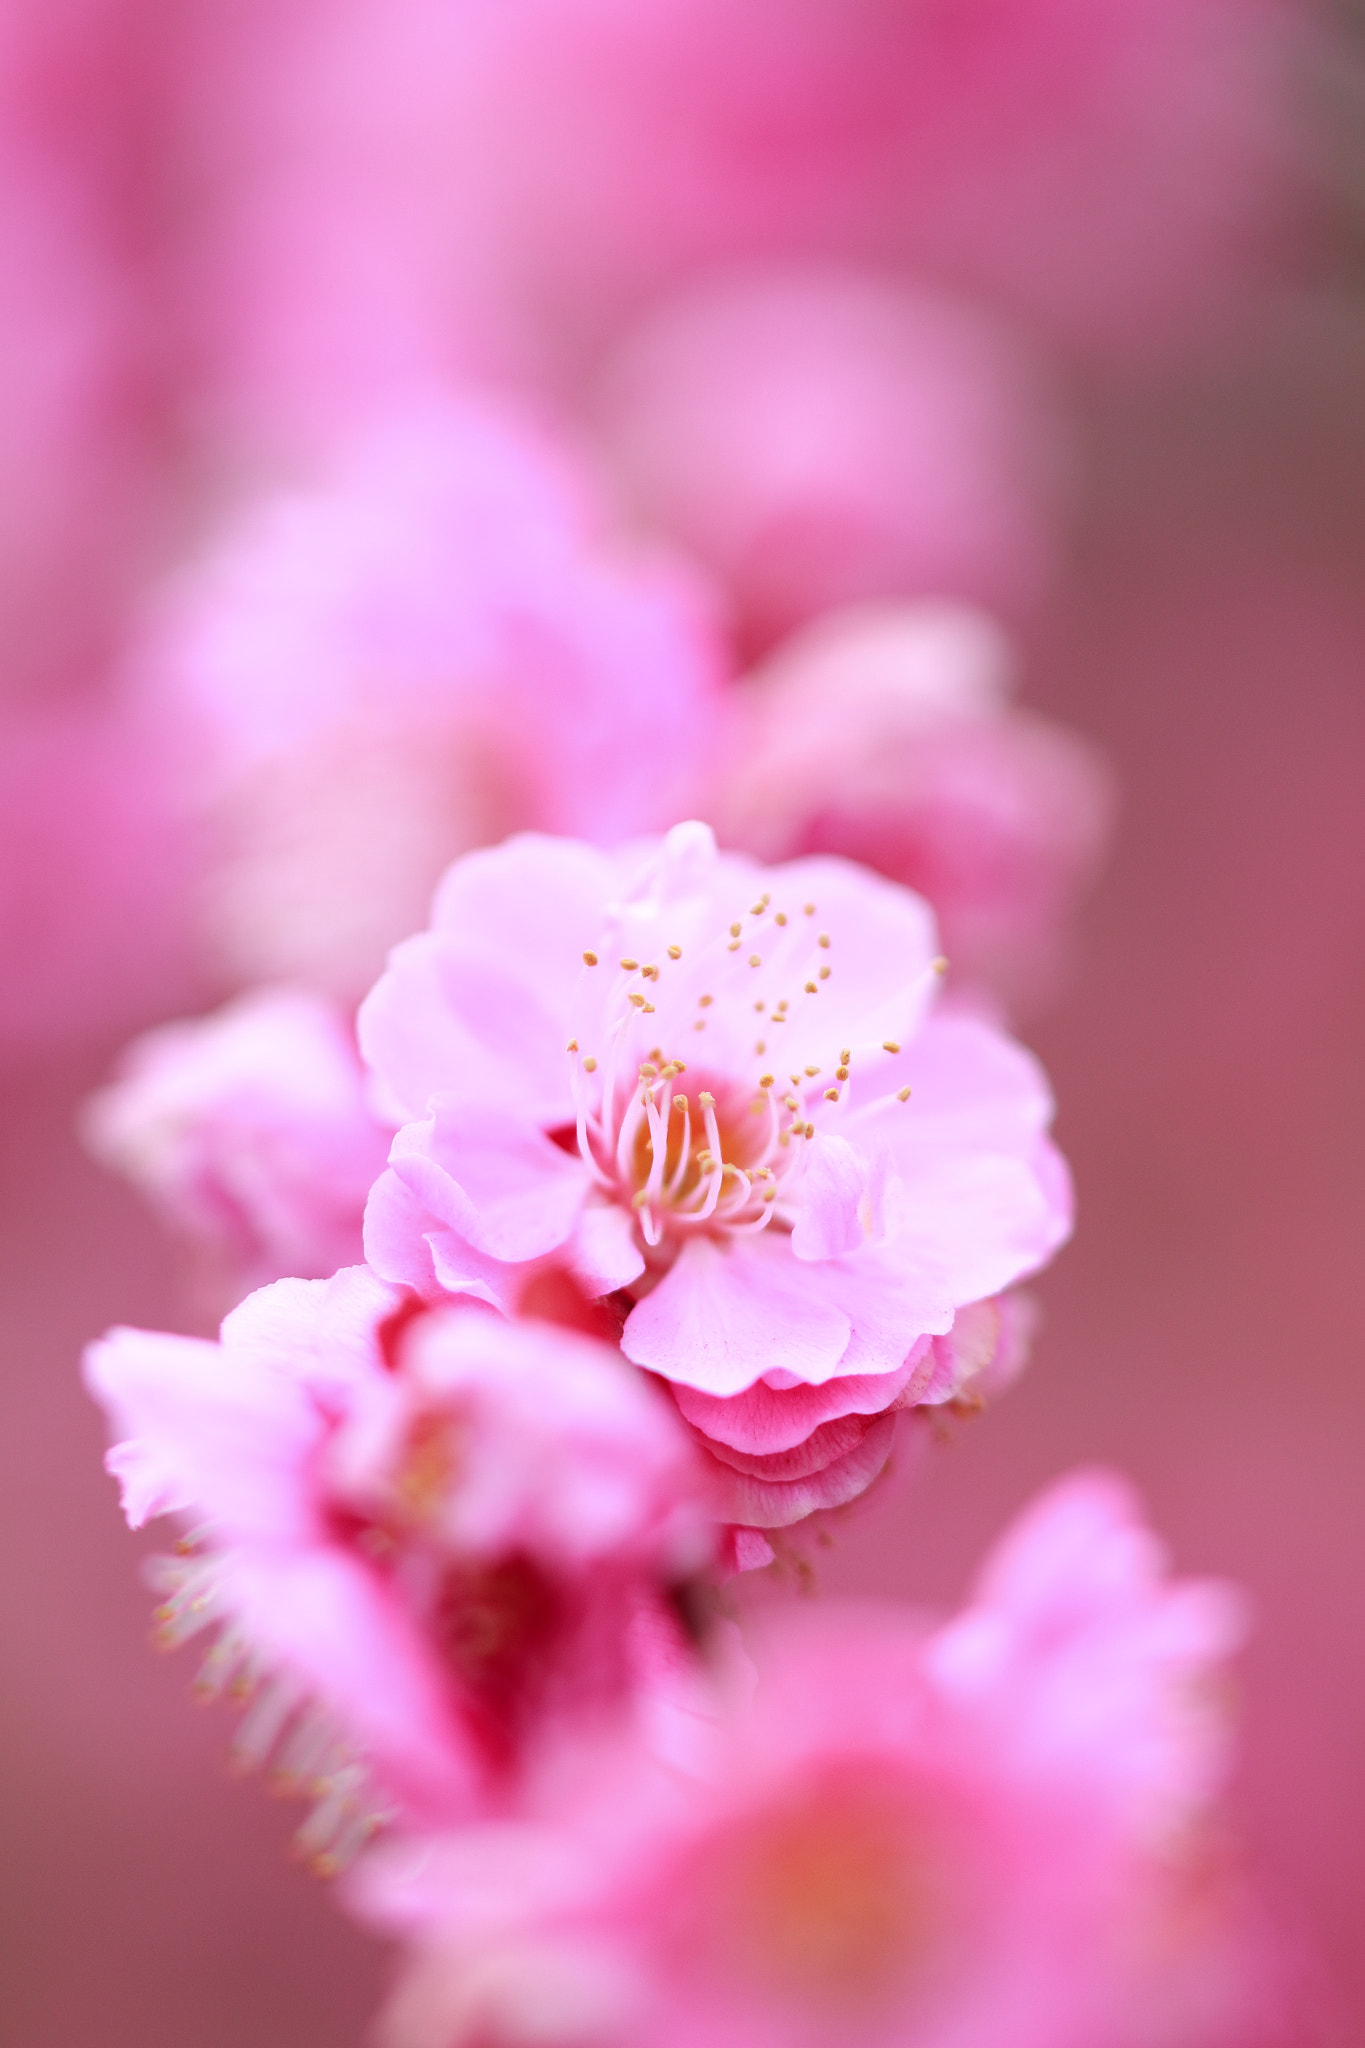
[360,1471,1291,2048]
[359,823,1071,1526]
[595,267,1067,651]
[82,987,393,1299]
[84,1279,713,1851]
[714,603,1115,1016]
[125,396,724,998]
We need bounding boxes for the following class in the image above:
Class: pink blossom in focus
[83,1280,713,1850]
[359,823,1071,1527]
[360,1472,1292,2048]
[714,603,1114,1016]
[82,988,393,1299]
[125,396,724,998]
[596,267,1067,652]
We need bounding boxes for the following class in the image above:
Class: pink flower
[125,396,724,997]
[358,1473,1293,2048]
[360,823,1071,1528]
[83,988,394,1300]
[596,266,1066,653]
[83,1275,714,1853]
[714,603,1114,1016]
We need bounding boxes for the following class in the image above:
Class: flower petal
[621,1234,851,1396]
[390,1104,589,1263]
[83,1325,323,1541]
[706,1411,898,1528]
[669,1345,927,1454]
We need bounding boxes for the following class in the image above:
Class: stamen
[667,945,682,960]
[804,903,816,916]
[748,954,762,968]
[804,981,818,994]
[883,1041,901,1054]
[754,1039,766,1054]
[759,1074,775,1088]
[824,1088,840,1102]
[804,1066,819,1077]
[582,951,599,966]
[818,933,831,948]
[818,966,831,980]
[774,912,788,926]
[566,1039,578,1052]
[698,994,714,1008]
[897,1086,912,1102]
[584,1057,597,1072]
[729,923,742,938]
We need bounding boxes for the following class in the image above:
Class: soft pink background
[2,301,1363,2042]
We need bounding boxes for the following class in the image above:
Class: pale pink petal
[788,1133,884,1261]
[389,1105,589,1263]
[701,1410,883,1483]
[568,1200,647,1297]
[360,835,618,1122]
[621,1235,851,1397]
[83,1326,322,1542]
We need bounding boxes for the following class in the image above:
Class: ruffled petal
[390,1104,589,1263]
[706,1411,898,1528]
[83,1325,323,1541]
[669,1345,927,1454]
[569,1199,647,1297]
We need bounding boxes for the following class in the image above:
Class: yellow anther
[642,964,660,981]
[818,933,831,948]
[694,1021,706,1031]
[727,940,742,951]
[774,911,788,926]
[582,950,599,966]
[620,957,639,971]
[934,956,949,974]
[754,1039,766,1055]
[729,922,742,938]
[804,1065,820,1076]
[750,901,766,916]
[840,1048,851,1063]
[762,1184,777,1201]
[673,1093,688,1113]
[639,1062,658,1078]
[804,980,818,994]
[759,1073,775,1088]
[824,1087,840,1101]
[699,1091,716,1108]
[641,1000,656,1014]
[803,1122,816,1140]
[667,944,682,959]
[748,954,762,968]
[804,903,816,916]
[818,966,831,980]
[567,1038,579,1052]
[629,992,647,1007]
[784,1094,800,1111]
[775,999,789,1013]
[698,993,713,1007]
[882,1041,901,1054]
[632,1189,651,1208]
[583,1056,598,1072]
[754,1000,766,1013]
[836,1065,849,1082]
[897,1086,913,1102]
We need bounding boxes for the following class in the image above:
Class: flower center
[671,1767,951,2015]
[563,883,930,1253]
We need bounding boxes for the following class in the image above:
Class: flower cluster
[38,0,1317,2035]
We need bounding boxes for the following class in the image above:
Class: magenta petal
[702,1410,884,1482]
[621,1235,851,1396]
[390,1103,588,1263]
[707,1411,898,1528]
[669,1348,926,1454]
